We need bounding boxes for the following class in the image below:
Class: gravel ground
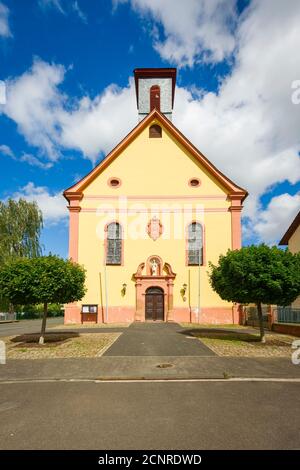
[3,332,121,359]
[192,331,297,357]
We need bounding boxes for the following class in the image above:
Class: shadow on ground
[180,328,261,343]
[10,331,80,348]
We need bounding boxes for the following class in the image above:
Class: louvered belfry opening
[150,85,161,112]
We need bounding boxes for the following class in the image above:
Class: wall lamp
[181,283,188,301]
[121,283,127,296]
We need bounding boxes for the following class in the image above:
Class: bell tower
[134,68,176,122]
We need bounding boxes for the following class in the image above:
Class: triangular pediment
[64,109,247,202]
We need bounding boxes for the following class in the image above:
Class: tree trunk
[39,302,48,345]
[257,301,266,343]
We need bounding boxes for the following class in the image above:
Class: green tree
[0,256,86,344]
[209,244,300,342]
[0,198,43,264]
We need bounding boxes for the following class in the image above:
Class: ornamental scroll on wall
[147,216,163,241]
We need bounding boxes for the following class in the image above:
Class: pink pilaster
[229,195,243,250]
[67,193,83,262]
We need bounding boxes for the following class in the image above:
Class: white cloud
[20,154,53,169]
[0,143,53,169]
[0,58,137,165]
[252,193,300,245]
[114,0,237,66]
[72,1,87,23]
[172,0,300,226]
[0,144,14,158]
[12,182,67,225]
[1,59,66,160]
[0,1,12,38]
[39,0,65,15]
[0,80,6,104]
[59,81,136,164]
[39,0,87,22]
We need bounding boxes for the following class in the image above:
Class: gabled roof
[64,108,248,202]
[279,210,300,245]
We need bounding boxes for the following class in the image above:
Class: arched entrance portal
[133,258,176,322]
[145,287,164,321]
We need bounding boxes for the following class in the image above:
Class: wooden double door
[145,287,164,321]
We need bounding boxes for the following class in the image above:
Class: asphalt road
[0,380,299,449]
[0,317,63,337]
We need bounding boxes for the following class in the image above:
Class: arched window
[149,124,162,138]
[106,222,122,265]
[187,222,203,266]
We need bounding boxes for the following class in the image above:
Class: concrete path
[1,356,300,381]
[103,322,214,357]
[1,321,299,381]
[0,381,299,449]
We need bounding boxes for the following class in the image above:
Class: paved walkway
[103,322,214,357]
[2,356,300,381]
[1,321,300,381]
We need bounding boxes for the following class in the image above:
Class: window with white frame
[106,222,122,265]
[187,222,203,265]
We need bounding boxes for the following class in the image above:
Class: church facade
[63,68,247,324]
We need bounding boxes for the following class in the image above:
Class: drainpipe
[197,249,201,323]
[188,269,192,323]
[103,242,109,323]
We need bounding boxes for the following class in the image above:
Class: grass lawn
[181,327,297,357]
[3,332,121,359]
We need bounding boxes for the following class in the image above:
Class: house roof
[279,210,300,245]
[63,108,248,202]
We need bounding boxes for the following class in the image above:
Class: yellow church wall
[82,121,229,198]
[77,208,233,321]
[66,118,242,324]
[289,225,300,254]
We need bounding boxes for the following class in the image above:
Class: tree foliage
[209,244,300,341]
[0,256,86,305]
[0,256,86,342]
[0,198,43,264]
[209,245,300,306]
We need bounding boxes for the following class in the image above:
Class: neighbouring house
[279,210,300,308]
[63,68,248,324]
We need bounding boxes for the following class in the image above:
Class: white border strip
[0,377,299,385]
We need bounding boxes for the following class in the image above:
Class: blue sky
[0,0,299,257]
